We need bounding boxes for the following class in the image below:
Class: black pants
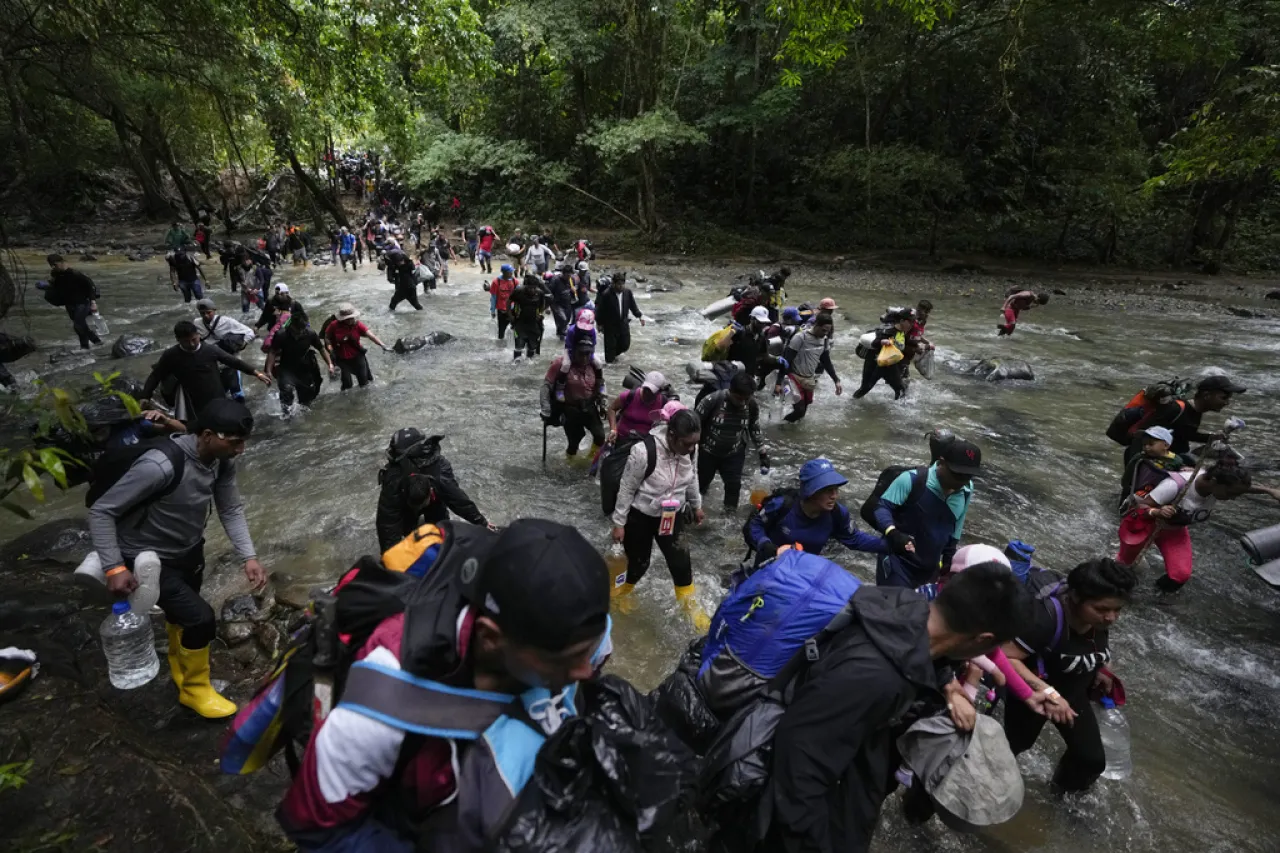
[496,310,511,340]
[698,447,747,509]
[853,357,906,399]
[278,363,320,409]
[603,324,631,363]
[562,405,605,454]
[340,252,358,271]
[336,354,372,389]
[622,507,692,587]
[513,322,541,358]
[389,285,423,311]
[1004,681,1106,792]
[131,543,215,649]
[67,303,101,349]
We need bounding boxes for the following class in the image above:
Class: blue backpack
[697,549,861,718]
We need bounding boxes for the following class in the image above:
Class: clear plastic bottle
[89,311,110,338]
[1097,696,1132,780]
[100,601,159,689]
[605,544,628,584]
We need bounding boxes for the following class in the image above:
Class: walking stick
[1122,418,1245,567]
[542,419,548,465]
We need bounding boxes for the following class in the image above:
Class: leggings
[622,507,693,587]
[698,448,746,509]
[1004,680,1106,792]
[131,543,215,649]
[852,357,906,399]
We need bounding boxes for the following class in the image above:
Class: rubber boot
[674,584,711,633]
[175,644,237,719]
[611,582,638,614]
[166,623,184,691]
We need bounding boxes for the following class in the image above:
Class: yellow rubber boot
[165,623,184,691]
[674,584,711,633]
[611,582,638,614]
[175,644,238,719]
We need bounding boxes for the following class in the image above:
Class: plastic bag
[876,341,904,367]
[701,326,734,361]
[492,674,697,853]
[650,638,722,756]
[914,348,936,379]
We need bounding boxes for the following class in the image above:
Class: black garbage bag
[650,638,721,756]
[492,674,697,853]
[694,694,788,849]
[111,335,156,359]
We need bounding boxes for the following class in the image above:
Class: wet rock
[0,519,91,569]
[253,623,283,660]
[125,251,150,262]
[48,346,90,365]
[393,331,455,354]
[1053,289,1067,296]
[1161,281,1179,290]
[79,253,97,262]
[0,332,37,364]
[633,274,648,283]
[220,588,276,623]
[275,583,316,612]
[219,621,254,646]
[1228,307,1263,319]
[971,358,1035,382]
[111,334,156,359]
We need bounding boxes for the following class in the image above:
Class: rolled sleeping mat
[766,336,783,357]
[685,360,712,382]
[1240,523,1280,565]
[700,296,736,320]
[1252,558,1280,588]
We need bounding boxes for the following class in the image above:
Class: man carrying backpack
[277,519,612,852]
[696,371,768,511]
[87,399,265,719]
[872,439,980,588]
[42,253,102,349]
[1123,374,1245,466]
[375,428,494,552]
[142,320,271,421]
[760,563,1027,853]
[775,314,841,423]
[745,458,892,566]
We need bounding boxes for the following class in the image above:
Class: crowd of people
[34,202,1277,853]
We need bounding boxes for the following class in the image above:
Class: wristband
[105,565,129,578]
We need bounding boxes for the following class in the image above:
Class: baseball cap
[274,283,290,295]
[950,544,1010,573]
[659,400,687,422]
[193,399,254,437]
[575,309,596,330]
[1198,374,1246,394]
[941,439,983,476]
[750,305,771,323]
[1143,426,1174,444]
[195,298,216,312]
[473,519,609,651]
[47,253,64,266]
[641,371,666,393]
[799,458,848,498]
[818,297,838,310]
[781,307,801,324]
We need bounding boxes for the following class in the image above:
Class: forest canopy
[0,0,1276,268]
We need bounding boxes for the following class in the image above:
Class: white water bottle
[1097,696,1132,780]
[89,311,109,338]
[100,601,159,689]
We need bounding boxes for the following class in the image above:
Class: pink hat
[950,544,1010,572]
[575,308,596,330]
[658,400,687,423]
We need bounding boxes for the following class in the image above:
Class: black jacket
[596,287,641,329]
[51,268,99,306]
[768,587,940,853]
[375,440,486,552]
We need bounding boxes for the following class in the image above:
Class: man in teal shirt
[872,439,979,587]
[165,222,191,251]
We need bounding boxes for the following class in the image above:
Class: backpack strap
[902,465,931,510]
[641,433,659,480]
[338,660,518,739]
[763,597,858,701]
[1045,594,1066,653]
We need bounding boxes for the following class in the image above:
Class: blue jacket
[873,464,972,587]
[339,233,356,254]
[747,496,887,559]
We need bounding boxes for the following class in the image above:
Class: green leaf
[111,391,143,419]
[39,448,69,489]
[21,464,45,502]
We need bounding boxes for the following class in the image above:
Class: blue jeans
[178,279,204,302]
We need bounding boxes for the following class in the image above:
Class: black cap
[473,519,609,652]
[46,253,64,266]
[941,439,982,476]
[1198,374,1246,395]
[194,399,254,436]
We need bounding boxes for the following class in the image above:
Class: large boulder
[971,358,1035,382]
[111,335,157,359]
[0,332,37,364]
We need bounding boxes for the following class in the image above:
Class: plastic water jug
[1097,696,1132,780]
[100,601,159,689]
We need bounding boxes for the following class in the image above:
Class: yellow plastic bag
[701,325,735,361]
[876,341,904,367]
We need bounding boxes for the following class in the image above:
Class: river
[4,247,1279,853]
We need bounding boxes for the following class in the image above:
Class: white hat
[337,302,360,320]
[274,283,290,294]
[1143,426,1174,444]
[641,371,666,393]
[950,544,1010,573]
[750,306,771,323]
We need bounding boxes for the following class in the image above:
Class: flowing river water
[4,248,1280,852]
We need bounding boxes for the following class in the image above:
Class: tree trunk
[637,144,659,235]
[1,54,32,186]
[286,146,349,228]
[111,114,173,218]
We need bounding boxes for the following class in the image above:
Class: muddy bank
[0,521,292,853]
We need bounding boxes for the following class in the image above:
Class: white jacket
[201,314,255,347]
[611,424,701,527]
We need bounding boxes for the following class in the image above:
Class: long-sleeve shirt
[375,454,486,552]
[695,390,764,457]
[746,497,886,557]
[783,330,838,382]
[200,314,255,348]
[87,434,255,568]
[142,342,260,418]
[610,424,700,527]
[50,268,99,306]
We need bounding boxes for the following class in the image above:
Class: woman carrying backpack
[1000,558,1136,792]
[609,405,708,630]
[605,371,668,441]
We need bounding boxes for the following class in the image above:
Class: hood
[849,587,936,690]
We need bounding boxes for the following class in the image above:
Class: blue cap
[782,307,801,323]
[799,458,848,499]
[112,601,131,615]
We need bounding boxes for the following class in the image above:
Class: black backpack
[84,438,188,509]
[858,465,930,530]
[600,434,658,517]
[740,487,804,550]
